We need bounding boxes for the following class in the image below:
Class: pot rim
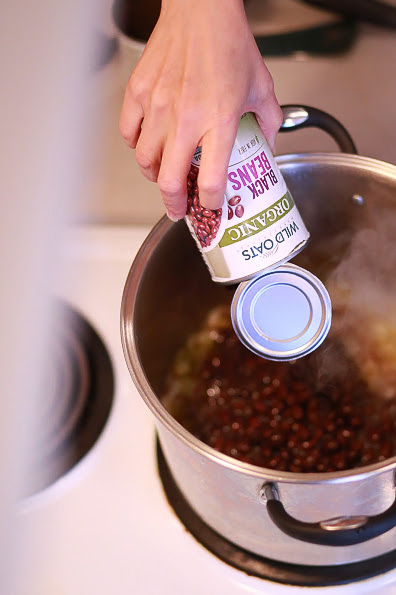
[276,151,396,180]
[121,152,396,485]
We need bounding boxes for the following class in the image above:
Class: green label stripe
[219,192,294,248]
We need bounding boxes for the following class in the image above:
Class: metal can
[185,112,310,284]
[231,263,332,361]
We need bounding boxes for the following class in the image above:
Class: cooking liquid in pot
[161,304,396,473]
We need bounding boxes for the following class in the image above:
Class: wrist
[161,0,245,12]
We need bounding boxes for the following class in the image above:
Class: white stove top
[17,226,396,595]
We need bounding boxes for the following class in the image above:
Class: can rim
[231,263,332,361]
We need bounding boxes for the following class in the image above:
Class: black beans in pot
[161,306,396,473]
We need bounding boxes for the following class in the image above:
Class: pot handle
[279,105,358,155]
[260,482,396,547]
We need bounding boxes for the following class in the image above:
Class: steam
[320,208,396,399]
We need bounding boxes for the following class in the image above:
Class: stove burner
[28,300,114,496]
[157,441,396,587]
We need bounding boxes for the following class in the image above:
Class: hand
[119,0,282,221]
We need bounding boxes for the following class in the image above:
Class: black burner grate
[157,440,396,587]
[27,300,114,496]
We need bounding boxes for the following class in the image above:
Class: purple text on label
[247,170,278,198]
[228,151,272,191]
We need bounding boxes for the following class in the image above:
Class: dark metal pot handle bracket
[260,482,396,547]
[279,105,358,155]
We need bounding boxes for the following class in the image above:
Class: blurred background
[89,0,396,225]
[1,0,396,592]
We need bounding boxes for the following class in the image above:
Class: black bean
[163,320,396,473]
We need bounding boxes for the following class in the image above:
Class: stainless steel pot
[121,106,396,566]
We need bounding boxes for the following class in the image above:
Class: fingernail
[167,211,180,222]
[200,200,224,211]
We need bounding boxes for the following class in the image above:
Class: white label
[185,113,310,283]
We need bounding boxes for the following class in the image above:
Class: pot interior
[127,153,396,471]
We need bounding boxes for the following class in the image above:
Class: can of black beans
[185,112,310,284]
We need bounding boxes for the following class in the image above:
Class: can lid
[231,264,332,361]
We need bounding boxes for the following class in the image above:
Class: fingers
[198,117,240,210]
[118,84,144,150]
[134,119,165,183]
[255,95,283,155]
[120,81,168,183]
[119,77,282,220]
[157,131,199,221]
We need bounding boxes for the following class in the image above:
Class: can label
[185,113,310,284]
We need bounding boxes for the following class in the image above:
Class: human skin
[119,0,283,221]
